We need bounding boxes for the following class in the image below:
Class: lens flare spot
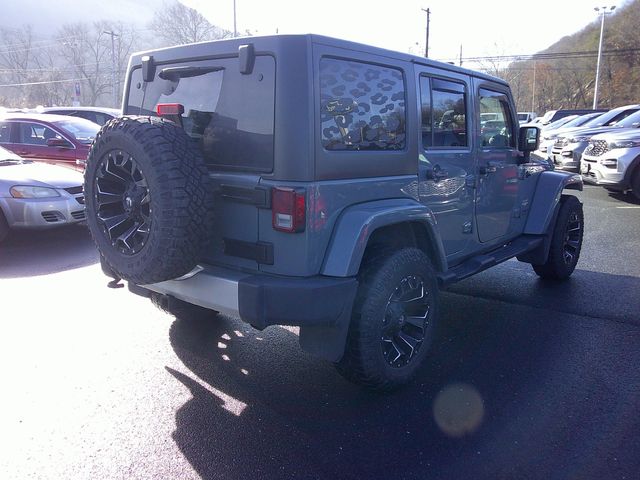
[433,383,484,438]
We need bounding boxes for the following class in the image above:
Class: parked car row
[531,104,640,200]
[0,106,120,241]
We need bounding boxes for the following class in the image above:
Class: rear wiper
[158,65,224,81]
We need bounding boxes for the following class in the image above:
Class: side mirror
[46,137,71,148]
[518,126,539,152]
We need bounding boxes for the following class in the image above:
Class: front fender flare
[524,170,582,235]
[321,198,447,277]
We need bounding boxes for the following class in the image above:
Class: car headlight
[568,136,590,143]
[10,186,61,198]
[608,139,640,149]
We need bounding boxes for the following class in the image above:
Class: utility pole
[459,44,463,66]
[531,60,536,113]
[593,5,616,109]
[103,30,119,108]
[421,8,431,58]
[233,0,238,37]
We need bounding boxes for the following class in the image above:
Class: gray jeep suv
[84,35,584,390]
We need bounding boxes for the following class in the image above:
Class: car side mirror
[518,126,539,152]
[46,137,71,148]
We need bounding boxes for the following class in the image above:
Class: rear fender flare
[321,199,447,277]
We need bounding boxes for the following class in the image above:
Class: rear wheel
[631,168,640,201]
[336,248,439,391]
[532,194,584,280]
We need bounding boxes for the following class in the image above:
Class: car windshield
[610,109,640,128]
[560,113,603,129]
[582,108,639,128]
[545,116,578,130]
[51,118,100,144]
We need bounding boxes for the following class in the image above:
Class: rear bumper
[140,264,358,330]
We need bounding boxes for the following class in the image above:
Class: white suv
[581,129,640,199]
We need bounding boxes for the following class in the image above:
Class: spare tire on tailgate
[84,116,213,285]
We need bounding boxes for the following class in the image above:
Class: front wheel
[532,194,584,280]
[336,248,439,391]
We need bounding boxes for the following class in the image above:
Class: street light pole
[593,5,616,109]
[421,8,431,58]
[103,30,120,108]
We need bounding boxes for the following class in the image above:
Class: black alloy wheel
[95,151,151,256]
[382,274,433,368]
[562,210,582,267]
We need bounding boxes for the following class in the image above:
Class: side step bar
[437,236,544,287]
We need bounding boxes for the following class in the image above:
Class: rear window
[126,55,275,172]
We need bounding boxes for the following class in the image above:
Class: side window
[16,123,61,145]
[420,76,467,148]
[320,57,406,151]
[0,121,10,143]
[479,89,514,148]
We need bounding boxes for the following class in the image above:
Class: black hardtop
[128,33,507,85]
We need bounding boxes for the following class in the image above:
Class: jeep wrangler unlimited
[84,35,584,390]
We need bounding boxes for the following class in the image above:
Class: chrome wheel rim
[563,211,582,266]
[95,151,151,256]
[382,275,432,368]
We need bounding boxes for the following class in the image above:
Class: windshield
[611,109,640,128]
[561,113,603,129]
[51,118,100,144]
[583,108,640,128]
[545,116,578,130]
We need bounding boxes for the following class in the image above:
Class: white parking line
[615,206,640,209]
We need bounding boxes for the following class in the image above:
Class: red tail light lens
[272,187,306,233]
[156,103,185,116]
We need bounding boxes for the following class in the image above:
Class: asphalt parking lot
[1,185,639,480]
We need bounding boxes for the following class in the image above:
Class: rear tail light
[156,103,184,116]
[272,187,306,233]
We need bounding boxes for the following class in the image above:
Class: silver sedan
[0,146,86,242]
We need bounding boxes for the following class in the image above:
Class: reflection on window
[420,76,467,148]
[128,56,276,172]
[480,89,514,148]
[320,58,406,151]
[17,123,60,145]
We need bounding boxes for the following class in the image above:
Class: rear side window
[127,55,275,172]
[320,57,406,151]
[420,76,468,148]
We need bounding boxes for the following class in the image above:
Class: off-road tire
[631,167,640,201]
[84,116,213,285]
[0,209,9,243]
[532,194,584,280]
[336,248,439,391]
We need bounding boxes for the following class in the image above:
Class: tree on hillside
[56,21,139,107]
[150,1,231,47]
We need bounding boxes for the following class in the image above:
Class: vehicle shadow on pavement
[0,225,98,278]
[166,290,640,479]
[607,191,640,205]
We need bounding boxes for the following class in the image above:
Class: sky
[182,0,627,65]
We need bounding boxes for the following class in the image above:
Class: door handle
[426,165,449,180]
[479,161,500,175]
